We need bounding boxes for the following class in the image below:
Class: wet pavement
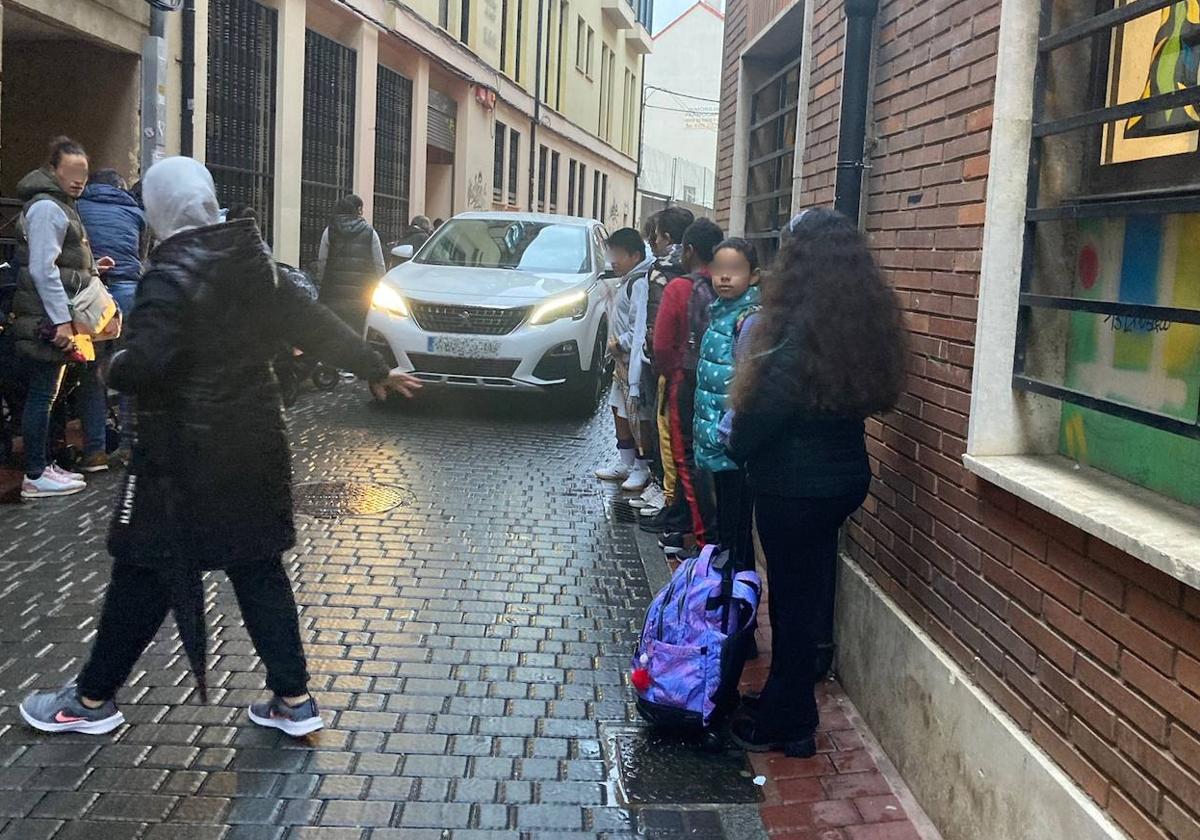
[0,385,934,839]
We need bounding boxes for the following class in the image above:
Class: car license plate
[427,336,501,358]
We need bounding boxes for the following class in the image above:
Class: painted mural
[1060,213,1200,504]
[1124,0,1200,138]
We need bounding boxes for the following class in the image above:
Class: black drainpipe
[528,0,545,212]
[832,0,878,222]
[181,0,196,157]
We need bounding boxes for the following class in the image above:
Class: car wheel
[562,330,606,418]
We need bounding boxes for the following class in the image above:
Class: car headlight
[529,290,588,325]
[371,283,409,317]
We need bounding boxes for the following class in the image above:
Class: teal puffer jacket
[694,286,760,472]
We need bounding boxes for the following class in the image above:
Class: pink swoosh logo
[54,711,85,724]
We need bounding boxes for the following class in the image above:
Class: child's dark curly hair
[713,237,759,273]
[732,209,907,417]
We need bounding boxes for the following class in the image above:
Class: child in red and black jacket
[652,218,723,556]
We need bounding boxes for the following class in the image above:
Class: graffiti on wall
[1060,212,1200,504]
[466,172,487,211]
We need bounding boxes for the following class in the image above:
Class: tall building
[0,0,653,267]
[638,0,722,222]
[715,3,1200,840]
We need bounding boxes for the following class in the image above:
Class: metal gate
[300,29,356,268]
[374,66,413,248]
[206,0,277,242]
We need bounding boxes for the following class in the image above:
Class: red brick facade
[715,0,1200,837]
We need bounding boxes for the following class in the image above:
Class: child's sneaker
[47,463,86,483]
[595,463,632,481]
[658,531,689,557]
[248,695,325,737]
[621,464,652,492]
[20,683,124,734]
[21,471,85,499]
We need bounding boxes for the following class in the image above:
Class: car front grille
[406,353,521,379]
[408,301,530,336]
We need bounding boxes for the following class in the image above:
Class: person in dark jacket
[725,208,906,757]
[12,137,114,497]
[19,157,421,738]
[78,168,147,458]
[316,194,385,332]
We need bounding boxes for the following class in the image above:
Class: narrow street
[0,388,734,839]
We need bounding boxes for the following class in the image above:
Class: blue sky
[653,0,708,33]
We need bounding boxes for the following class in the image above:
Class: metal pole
[528,0,544,211]
[181,0,196,158]
[832,0,878,223]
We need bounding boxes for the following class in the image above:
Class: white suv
[365,212,617,413]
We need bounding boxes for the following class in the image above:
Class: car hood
[384,262,592,305]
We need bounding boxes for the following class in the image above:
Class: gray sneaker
[20,684,124,735]
[248,695,324,737]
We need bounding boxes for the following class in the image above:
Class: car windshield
[414,219,591,274]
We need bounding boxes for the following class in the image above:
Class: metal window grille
[744,57,801,267]
[374,65,413,248]
[600,173,609,225]
[577,164,586,216]
[206,0,277,243]
[593,169,601,219]
[300,30,356,269]
[568,160,577,216]
[494,121,507,203]
[538,146,549,210]
[550,151,560,212]
[1016,0,1200,439]
[508,128,520,205]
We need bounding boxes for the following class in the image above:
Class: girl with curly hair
[726,208,907,756]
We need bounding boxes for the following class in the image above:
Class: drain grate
[293,481,414,519]
[603,724,763,806]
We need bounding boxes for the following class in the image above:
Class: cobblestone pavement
[0,387,770,840]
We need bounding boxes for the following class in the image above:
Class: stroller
[274,263,338,407]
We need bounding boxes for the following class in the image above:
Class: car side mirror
[391,244,415,259]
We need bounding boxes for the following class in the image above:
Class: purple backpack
[631,546,761,730]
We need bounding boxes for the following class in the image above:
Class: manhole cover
[604,725,763,806]
[293,481,414,519]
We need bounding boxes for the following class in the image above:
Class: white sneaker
[621,465,652,493]
[595,463,632,481]
[21,472,85,499]
[46,464,85,483]
[639,503,665,518]
[641,484,666,508]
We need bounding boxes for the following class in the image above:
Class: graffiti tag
[467,172,487,211]
[1103,315,1171,333]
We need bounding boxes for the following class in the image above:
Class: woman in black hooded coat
[19,157,419,738]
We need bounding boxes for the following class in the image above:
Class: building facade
[716,1,1200,839]
[0,0,652,268]
[638,0,722,221]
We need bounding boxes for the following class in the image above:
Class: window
[600,173,609,224]
[577,163,586,216]
[1008,0,1200,506]
[568,160,577,216]
[743,58,801,265]
[683,185,696,204]
[556,1,568,111]
[438,0,448,29]
[460,0,470,43]
[599,45,610,137]
[501,0,509,72]
[550,151,561,212]
[543,0,556,104]
[508,127,520,205]
[586,28,594,77]
[576,17,586,72]
[416,218,590,274]
[592,169,601,220]
[493,121,507,204]
[605,50,616,141]
[515,0,524,83]
[374,66,413,248]
[622,69,636,153]
[538,145,549,211]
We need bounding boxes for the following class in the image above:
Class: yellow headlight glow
[371,283,409,317]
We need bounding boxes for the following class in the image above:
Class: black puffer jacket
[726,337,871,499]
[107,218,390,569]
[320,214,380,328]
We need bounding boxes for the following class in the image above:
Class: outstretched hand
[370,372,423,401]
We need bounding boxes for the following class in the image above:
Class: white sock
[634,459,650,471]
[619,447,636,467]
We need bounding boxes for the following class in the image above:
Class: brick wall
[714,0,1200,836]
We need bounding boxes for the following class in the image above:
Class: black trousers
[752,488,868,736]
[712,468,755,573]
[78,556,309,701]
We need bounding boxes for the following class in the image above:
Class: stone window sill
[963,454,1200,591]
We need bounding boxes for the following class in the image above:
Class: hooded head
[143,156,220,242]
